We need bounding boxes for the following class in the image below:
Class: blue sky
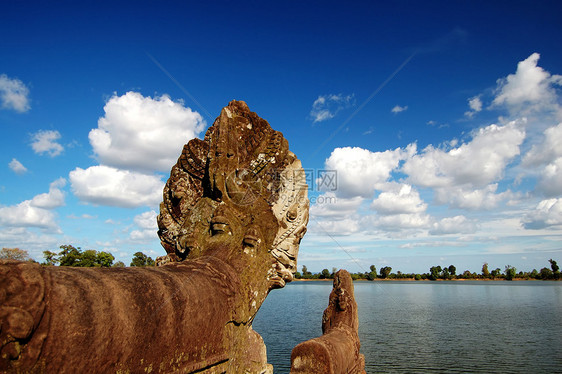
[1,0,561,273]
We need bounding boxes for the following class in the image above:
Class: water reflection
[253,281,562,373]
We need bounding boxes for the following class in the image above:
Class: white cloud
[521,123,562,197]
[31,130,64,157]
[324,145,415,198]
[391,105,408,114]
[362,212,431,232]
[0,178,65,230]
[30,178,66,209]
[492,53,562,114]
[536,157,562,197]
[9,158,27,174]
[310,193,363,218]
[430,215,477,235]
[0,74,30,112]
[403,120,525,189]
[371,184,427,215]
[0,201,58,229]
[310,94,354,123]
[464,96,482,118]
[69,165,164,208]
[434,184,513,210]
[523,198,562,229]
[0,227,59,259]
[89,92,205,173]
[311,217,361,236]
[523,122,562,166]
[134,210,158,230]
[130,210,158,241]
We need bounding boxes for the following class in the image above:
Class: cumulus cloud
[31,130,64,157]
[0,178,65,230]
[391,105,408,114]
[523,198,562,229]
[464,96,482,118]
[0,74,30,112]
[89,92,205,173]
[324,145,415,198]
[0,227,59,258]
[536,157,562,197]
[310,94,354,123]
[69,165,164,208]
[9,158,27,174]
[371,184,427,215]
[492,53,562,114]
[430,215,477,235]
[130,210,158,241]
[311,217,361,236]
[523,122,562,166]
[403,120,525,189]
[362,212,431,232]
[310,193,363,218]
[31,178,66,209]
[520,122,562,197]
[433,184,515,210]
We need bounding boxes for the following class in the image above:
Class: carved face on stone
[157,100,309,290]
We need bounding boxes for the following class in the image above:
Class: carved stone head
[157,100,309,290]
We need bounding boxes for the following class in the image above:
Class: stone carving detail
[290,270,366,374]
[157,100,309,289]
[0,100,309,373]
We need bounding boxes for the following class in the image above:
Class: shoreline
[293,278,558,282]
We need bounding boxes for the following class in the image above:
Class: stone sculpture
[290,270,366,374]
[0,100,309,373]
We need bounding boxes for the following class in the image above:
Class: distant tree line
[0,246,156,268]
[295,259,561,281]
[2,247,559,280]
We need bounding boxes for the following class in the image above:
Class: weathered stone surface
[0,100,309,373]
[290,270,366,374]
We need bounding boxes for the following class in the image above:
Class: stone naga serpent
[0,100,309,373]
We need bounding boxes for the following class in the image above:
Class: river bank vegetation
[0,245,155,267]
[295,260,561,281]
[1,246,560,280]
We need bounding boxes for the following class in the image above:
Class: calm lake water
[253,280,562,373]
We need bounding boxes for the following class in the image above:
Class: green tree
[320,268,331,279]
[58,245,82,266]
[1,247,32,261]
[448,265,456,277]
[113,261,126,268]
[429,266,442,281]
[301,265,312,279]
[549,259,559,272]
[530,268,539,279]
[482,263,490,278]
[540,267,553,280]
[504,265,516,281]
[379,266,392,279]
[491,268,501,278]
[80,249,98,267]
[97,251,115,267]
[549,259,560,280]
[130,252,155,267]
[367,265,377,281]
[43,250,59,266]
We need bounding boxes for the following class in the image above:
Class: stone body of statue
[0,100,309,373]
[290,270,366,374]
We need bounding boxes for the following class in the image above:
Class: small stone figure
[290,270,366,374]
